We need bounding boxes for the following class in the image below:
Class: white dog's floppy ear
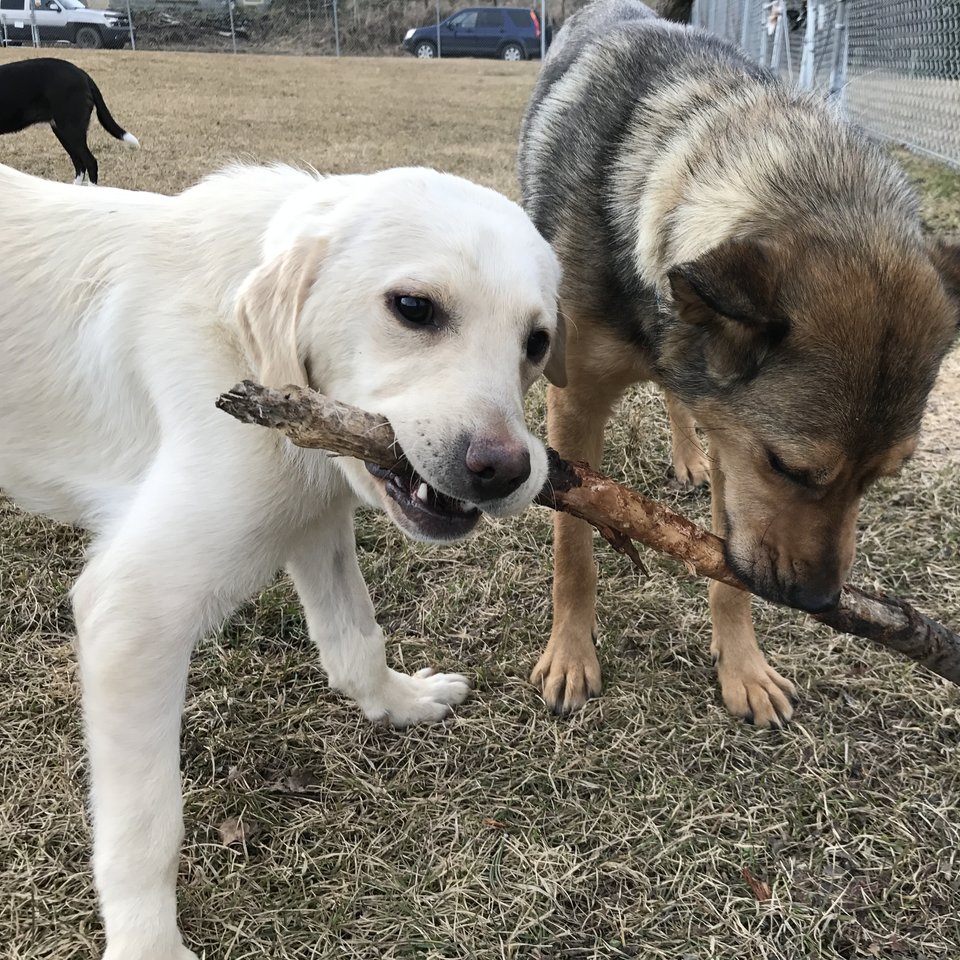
[235,237,327,388]
[544,308,567,387]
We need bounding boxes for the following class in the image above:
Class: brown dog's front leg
[665,391,710,488]
[533,508,603,714]
[709,580,797,727]
[708,464,797,727]
[531,379,617,713]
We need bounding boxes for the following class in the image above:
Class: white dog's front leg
[287,511,470,728]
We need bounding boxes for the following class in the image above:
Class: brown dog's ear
[544,307,567,387]
[235,237,327,389]
[666,238,788,386]
[929,239,960,325]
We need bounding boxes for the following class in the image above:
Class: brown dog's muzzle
[724,499,859,614]
[725,540,847,612]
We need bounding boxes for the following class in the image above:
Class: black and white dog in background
[0,57,138,183]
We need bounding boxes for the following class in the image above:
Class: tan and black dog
[518,0,960,727]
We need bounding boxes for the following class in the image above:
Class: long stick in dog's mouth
[225,382,480,534]
[216,380,960,686]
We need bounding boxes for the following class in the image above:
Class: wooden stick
[216,381,960,685]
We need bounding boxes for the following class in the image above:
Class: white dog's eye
[526,329,550,363]
[393,295,436,327]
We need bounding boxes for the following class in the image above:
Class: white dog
[0,161,563,960]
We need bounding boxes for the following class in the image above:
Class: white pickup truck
[0,0,132,49]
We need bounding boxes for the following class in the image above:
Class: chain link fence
[691,0,960,168]
[3,0,673,56]
[0,0,567,56]
[1,0,400,57]
[6,0,955,168]
[0,0,693,58]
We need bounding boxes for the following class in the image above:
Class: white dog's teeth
[416,482,429,502]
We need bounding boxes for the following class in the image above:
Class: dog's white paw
[361,667,470,728]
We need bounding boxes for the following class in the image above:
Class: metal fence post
[759,1,769,65]
[540,0,545,61]
[740,0,752,52]
[798,0,815,88]
[123,0,135,49]
[226,0,237,53]
[770,1,785,72]
[781,0,793,78]
[827,0,848,106]
[332,0,340,56]
[436,0,441,58]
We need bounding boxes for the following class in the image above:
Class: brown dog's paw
[530,638,602,715]
[670,445,711,488]
[716,653,797,729]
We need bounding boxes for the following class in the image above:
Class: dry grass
[2,50,960,960]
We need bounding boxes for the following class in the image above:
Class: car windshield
[60,0,86,8]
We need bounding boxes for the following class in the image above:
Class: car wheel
[415,40,436,58]
[75,26,103,48]
[500,42,524,61]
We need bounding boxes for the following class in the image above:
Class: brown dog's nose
[465,434,531,501]
[784,581,841,614]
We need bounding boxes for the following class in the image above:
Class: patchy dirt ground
[897,150,960,466]
[922,348,960,464]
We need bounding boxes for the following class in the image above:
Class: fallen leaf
[218,816,260,848]
[284,768,319,792]
[741,866,772,901]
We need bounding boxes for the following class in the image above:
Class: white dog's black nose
[465,434,531,500]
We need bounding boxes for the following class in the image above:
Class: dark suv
[401,6,549,61]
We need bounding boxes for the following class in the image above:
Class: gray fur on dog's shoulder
[518,0,917,358]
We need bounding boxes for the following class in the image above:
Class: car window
[506,9,533,28]
[476,10,502,28]
[0,0,23,10]
[449,11,477,29]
